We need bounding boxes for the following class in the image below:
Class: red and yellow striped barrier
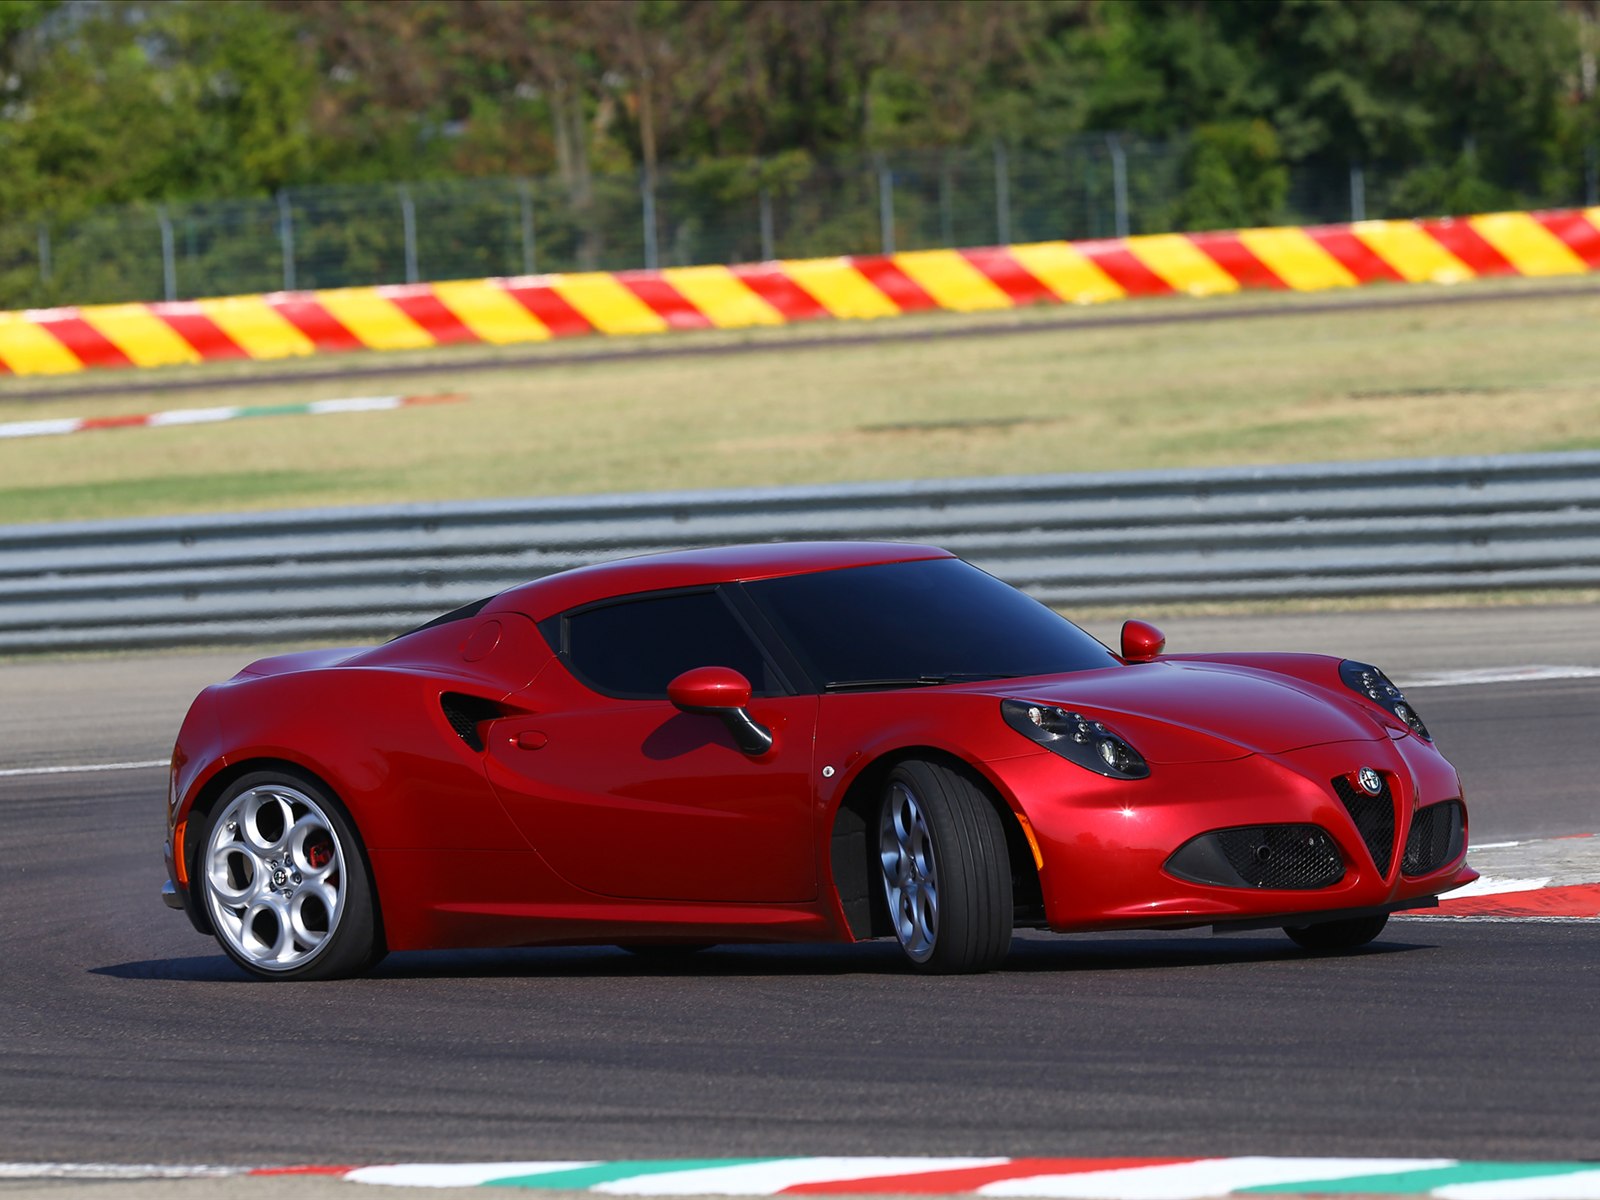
[3,208,1597,377]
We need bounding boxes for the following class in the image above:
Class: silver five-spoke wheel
[202,781,349,975]
[880,779,940,963]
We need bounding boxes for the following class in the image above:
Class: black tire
[877,759,1012,974]
[1284,913,1388,953]
[195,769,384,981]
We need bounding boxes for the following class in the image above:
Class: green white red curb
[7,1158,1600,1197]
[0,392,463,439]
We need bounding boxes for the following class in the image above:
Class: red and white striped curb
[0,392,463,440]
[7,1157,1600,1197]
[1409,833,1600,920]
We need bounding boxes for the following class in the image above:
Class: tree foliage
[0,0,1594,228]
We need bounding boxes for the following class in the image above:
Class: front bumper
[991,733,1474,933]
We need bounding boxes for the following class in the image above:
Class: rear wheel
[1284,914,1388,952]
[197,771,382,981]
[878,759,1012,974]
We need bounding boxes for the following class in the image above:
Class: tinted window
[552,589,781,698]
[744,558,1117,688]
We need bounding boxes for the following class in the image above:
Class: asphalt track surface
[1,606,1598,1172]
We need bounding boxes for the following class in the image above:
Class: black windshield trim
[823,672,1024,692]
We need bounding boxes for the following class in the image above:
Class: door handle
[515,731,548,750]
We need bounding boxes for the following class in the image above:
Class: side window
[551,590,782,699]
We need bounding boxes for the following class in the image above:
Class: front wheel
[1284,913,1388,953]
[196,770,383,981]
[878,759,1012,974]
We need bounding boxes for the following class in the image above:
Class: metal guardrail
[2,451,1598,653]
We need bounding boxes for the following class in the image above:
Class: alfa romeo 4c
[162,542,1473,979]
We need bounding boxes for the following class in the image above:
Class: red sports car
[162,542,1475,980]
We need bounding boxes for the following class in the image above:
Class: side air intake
[440,693,504,752]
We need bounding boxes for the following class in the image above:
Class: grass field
[2,275,1598,525]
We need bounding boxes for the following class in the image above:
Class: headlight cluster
[1339,660,1431,740]
[1001,698,1150,779]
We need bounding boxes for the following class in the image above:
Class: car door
[482,587,820,903]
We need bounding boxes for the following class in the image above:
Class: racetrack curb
[7,1158,1600,1197]
[1412,833,1600,920]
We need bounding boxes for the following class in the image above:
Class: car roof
[488,541,954,621]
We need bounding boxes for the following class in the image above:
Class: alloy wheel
[879,779,941,962]
[202,783,348,974]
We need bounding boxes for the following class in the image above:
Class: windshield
[743,558,1118,690]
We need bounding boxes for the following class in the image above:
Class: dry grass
[2,276,1598,524]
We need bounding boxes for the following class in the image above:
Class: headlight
[1339,660,1430,740]
[1001,698,1150,779]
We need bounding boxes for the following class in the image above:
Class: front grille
[1403,800,1465,876]
[1333,773,1396,875]
[1167,824,1345,890]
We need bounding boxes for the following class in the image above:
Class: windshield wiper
[823,672,1021,692]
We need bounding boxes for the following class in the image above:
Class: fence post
[1350,164,1367,222]
[992,140,1011,245]
[518,178,537,275]
[641,170,659,270]
[1083,146,1098,237]
[758,184,775,261]
[277,191,296,292]
[876,154,895,255]
[399,186,419,284]
[939,154,954,248]
[37,223,50,287]
[157,207,177,301]
[1107,135,1130,239]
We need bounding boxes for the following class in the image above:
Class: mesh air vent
[1167,824,1345,890]
[440,693,502,752]
[1332,773,1397,876]
[1402,800,1465,876]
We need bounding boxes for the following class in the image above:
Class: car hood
[1000,660,1385,763]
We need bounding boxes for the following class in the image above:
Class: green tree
[1173,118,1289,229]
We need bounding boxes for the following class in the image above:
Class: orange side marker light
[173,819,189,886]
[1014,810,1045,871]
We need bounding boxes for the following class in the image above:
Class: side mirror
[1120,619,1166,663]
[667,666,774,757]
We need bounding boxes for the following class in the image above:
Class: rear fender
[198,668,527,853]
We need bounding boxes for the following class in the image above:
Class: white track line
[1402,665,1600,689]
[0,759,167,778]
[1445,875,1553,898]
[0,1163,249,1179]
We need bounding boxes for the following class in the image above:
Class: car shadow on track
[90,932,1434,983]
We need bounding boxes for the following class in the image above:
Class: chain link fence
[3,136,1596,311]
